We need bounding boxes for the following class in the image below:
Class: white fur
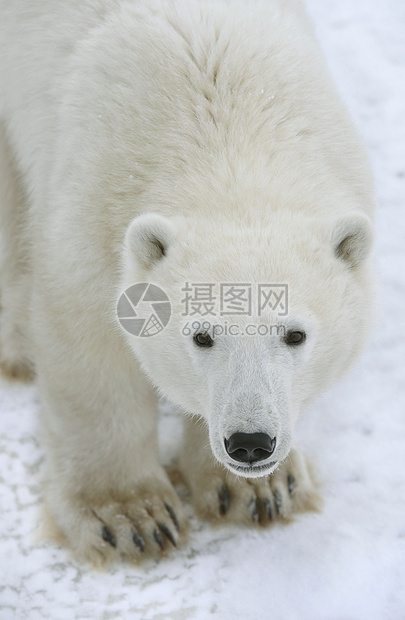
[0,0,375,564]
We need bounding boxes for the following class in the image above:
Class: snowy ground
[1,1,404,619]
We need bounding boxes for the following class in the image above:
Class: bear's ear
[331,213,373,269]
[125,213,175,269]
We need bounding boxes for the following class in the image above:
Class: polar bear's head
[119,211,373,478]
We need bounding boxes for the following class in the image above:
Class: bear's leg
[180,416,321,525]
[35,314,187,566]
[0,122,34,380]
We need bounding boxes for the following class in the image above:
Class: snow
[1,1,404,618]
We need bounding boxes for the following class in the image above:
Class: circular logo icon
[117,283,171,337]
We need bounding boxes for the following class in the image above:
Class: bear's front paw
[45,477,187,567]
[186,448,321,526]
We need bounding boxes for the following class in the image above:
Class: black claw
[159,523,177,547]
[101,526,116,548]
[287,474,296,496]
[249,498,260,523]
[273,489,282,516]
[132,531,145,552]
[153,528,165,550]
[262,498,274,521]
[164,503,180,532]
[218,484,230,515]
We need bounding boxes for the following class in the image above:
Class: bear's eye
[285,330,306,346]
[193,331,214,348]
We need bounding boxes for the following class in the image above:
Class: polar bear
[0,0,374,565]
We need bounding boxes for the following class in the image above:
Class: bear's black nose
[224,432,276,464]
